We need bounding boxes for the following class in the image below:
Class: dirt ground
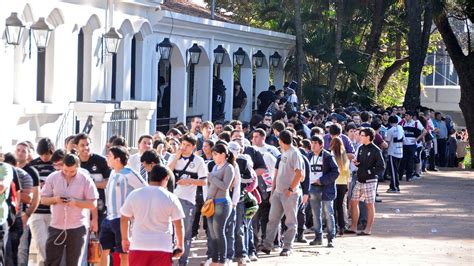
[186,169,474,265]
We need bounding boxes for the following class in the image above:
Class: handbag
[87,232,102,263]
[201,198,215,217]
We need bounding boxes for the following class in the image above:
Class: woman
[329,137,350,236]
[207,144,235,265]
[233,81,247,120]
[202,140,215,163]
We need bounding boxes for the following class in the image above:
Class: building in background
[0,0,295,154]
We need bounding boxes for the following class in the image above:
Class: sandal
[357,231,371,236]
[344,229,357,234]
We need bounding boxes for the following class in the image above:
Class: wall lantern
[157,37,173,61]
[233,47,246,66]
[269,51,282,68]
[253,50,265,68]
[31,17,53,50]
[213,45,226,65]
[188,43,202,65]
[103,27,122,54]
[5,12,25,45]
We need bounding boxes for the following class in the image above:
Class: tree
[294,0,305,102]
[404,0,433,110]
[326,0,344,107]
[432,0,474,168]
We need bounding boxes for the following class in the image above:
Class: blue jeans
[207,201,231,263]
[179,199,196,266]
[309,185,335,239]
[225,206,236,260]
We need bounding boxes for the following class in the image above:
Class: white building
[0,0,295,154]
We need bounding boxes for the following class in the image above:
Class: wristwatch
[288,187,294,192]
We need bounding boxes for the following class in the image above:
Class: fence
[106,108,138,148]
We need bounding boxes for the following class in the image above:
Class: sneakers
[386,189,400,193]
[237,256,251,264]
[375,197,382,203]
[309,234,323,245]
[280,248,292,256]
[412,175,423,180]
[249,254,258,262]
[327,238,334,248]
[295,235,308,243]
[259,247,271,255]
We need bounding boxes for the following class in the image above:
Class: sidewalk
[187,169,474,265]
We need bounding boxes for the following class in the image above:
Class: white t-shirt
[253,145,278,188]
[167,154,208,205]
[309,153,323,184]
[386,125,404,158]
[120,186,185,252]
[253,144,281,159]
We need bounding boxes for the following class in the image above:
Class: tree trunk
[294,0,305,104]
[432,0,474,168]
[326,0,344,108]
[404,0,432,110]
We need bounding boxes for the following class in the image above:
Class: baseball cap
[325,121,334,128]
[228,141,241,154]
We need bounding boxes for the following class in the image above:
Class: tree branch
[377,57,409,95]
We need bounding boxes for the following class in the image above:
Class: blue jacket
[308,150,340,201]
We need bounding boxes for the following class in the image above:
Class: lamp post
[213,45,226,65]
[233,47,246,66]
[188,43,202,65]
[103,27,122,54]
[31,17,53,50]
[157,37,173,61]
[269,51,282,68]
[5,12,25,46]
[253,50,265,68]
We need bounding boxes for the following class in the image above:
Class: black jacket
[356,143,385,183]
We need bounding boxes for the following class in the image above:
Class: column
[72,102,115,154]
[121,100,157,136]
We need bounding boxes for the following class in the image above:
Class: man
[307,135,339,247]
[41,154,99,265]
[0,162,14,265]
[28,138,56,266]
[167,133,208,266]
[141,150,174,192]
[128,134,153,180]
[14,142,41,266]
[433,112,448,167]
[263,112,273,127]
[3,153,32,266]
[251,128,281,159]
[100,146,147,266]
[385,115,404,193]
[75,133,110,234]
[260,130,304,256]
[347,128,385,235]
[190,116,202,137]
[212,78,226,121]
[120,165,185,266]
[324,124,355,160]
[399,111,427,182]
[257,85,277,116]
[196,121,215,152]
[213,121,224,138]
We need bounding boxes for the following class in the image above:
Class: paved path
[186,169,474,265]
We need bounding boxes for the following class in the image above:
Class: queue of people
[0,87,469,266]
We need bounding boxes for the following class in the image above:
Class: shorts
[352,181,377,204]
[99,218,124,253]
[129,250,172,266]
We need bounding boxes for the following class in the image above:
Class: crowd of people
[0,83,470,266]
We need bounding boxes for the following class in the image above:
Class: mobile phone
[172,248,182,256]
[61,197,70,203]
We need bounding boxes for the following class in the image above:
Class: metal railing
[106,108,138,148]
[55,106,76,150]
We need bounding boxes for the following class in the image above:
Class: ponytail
[227,151,236,167]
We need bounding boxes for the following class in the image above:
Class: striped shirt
[105,166,147,220]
